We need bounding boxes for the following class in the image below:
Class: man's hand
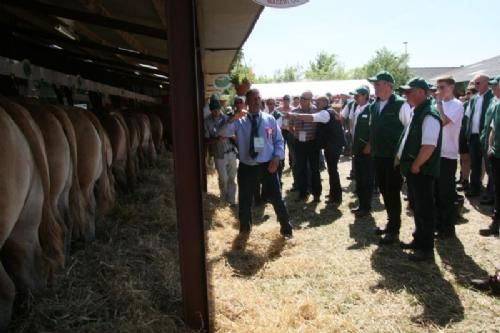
[230,110,248,122]
[268,157,280,174]
[362,143,371,155]
[410,163,421,174]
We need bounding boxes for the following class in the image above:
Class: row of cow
[0,96,165,331]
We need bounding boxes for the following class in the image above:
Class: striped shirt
[290,106,318,142]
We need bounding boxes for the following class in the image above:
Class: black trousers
[435,158,458,234]
[491,156,500,220]
[407,173,436,251]
[295,140,321,197]
[324,145,342,202]
[354,153,374,210]
[469,134,483,192]
[238,162,291,232]
[374,157,403,234]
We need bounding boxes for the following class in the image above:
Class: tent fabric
[251,80,374,99]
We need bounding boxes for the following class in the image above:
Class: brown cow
[148,113,164,155]
[0,100,63,331]
[136,112,157,168]
[15,99,74,257]
[123,112,142,181]
[64,107,104,242]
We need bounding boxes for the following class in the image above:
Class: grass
[206,157,500,333]
[10,152,190,333]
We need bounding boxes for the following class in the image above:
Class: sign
[252,0,309,8]
[213,75,231,89]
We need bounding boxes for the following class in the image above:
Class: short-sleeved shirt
[204,113,234,159]
[440,98,464,159]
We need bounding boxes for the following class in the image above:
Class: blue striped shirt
[221,111,285,165]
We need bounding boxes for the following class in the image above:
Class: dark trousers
[324,146,342,202]
[483,153,494,199]
[283,130,298,187]
[435,158,458,234]
[354,153,374,210]
[295,140,321,197]
[469,134,483,192]
[407,173,436,251]
[491,156,500,220]
[375,157,403,234]
[238,162,291,232]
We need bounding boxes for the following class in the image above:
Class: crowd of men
[203,70,500,294]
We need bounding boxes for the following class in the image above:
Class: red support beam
[165,0,209,330]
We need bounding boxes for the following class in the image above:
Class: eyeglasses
[300,97,310,100]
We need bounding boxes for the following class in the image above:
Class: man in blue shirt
[221,89,293,237]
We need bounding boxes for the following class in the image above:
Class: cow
[0,99,63,331]
[148,113,164,156]
[14,98,74,258]
[136,112,157,168]
[123,112,142,182]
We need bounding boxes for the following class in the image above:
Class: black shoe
[280,227,293,239]
[479,224,500,237]
[313,195,321,203]
[351,207,362,213]
[326,198,341,206]
[480,197,494,205]
[374,227,387,236]
[379,233,399,245]
[465,190,480,198]
[435,231,457,240]
[239,227,251,235]
[290,186,298,192]
[400,240,417,250]
[346,175,354,180]
[408,250,434,262]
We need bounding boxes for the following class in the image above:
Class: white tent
[252,79,374,99]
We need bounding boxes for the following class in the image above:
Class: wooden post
[165,0,209,330]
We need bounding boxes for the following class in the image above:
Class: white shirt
[470,93,484,134]
[440,98,464,159]
[396,115,440,161]
[352,103,370,138]
[311,109,331,123]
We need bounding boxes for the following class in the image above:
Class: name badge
[299,131,307,142]
[254,137,265,152]
[362,114,368,118]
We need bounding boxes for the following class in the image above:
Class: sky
[243,0,500,77]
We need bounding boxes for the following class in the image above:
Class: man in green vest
[397,77,442,262]
[481,96,500,237]
[465,74,495,199]
[368,71,412,245]
[350,85,373,217]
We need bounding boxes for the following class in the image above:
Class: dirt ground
[206,156,500,333]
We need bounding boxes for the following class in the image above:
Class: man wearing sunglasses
[433,76,464,239]
[287,91,329,202]
[465,74,494,200]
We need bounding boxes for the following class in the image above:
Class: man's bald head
[472,73,490,94]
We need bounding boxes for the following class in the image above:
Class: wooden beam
[1,0,167,39]
[165,0,209,330]
[3,23,168,64]
[151,0,167,28]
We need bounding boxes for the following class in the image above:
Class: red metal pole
[165,0,209,330]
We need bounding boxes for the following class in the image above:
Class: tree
[305,51,348,80]
[351,47,410,87]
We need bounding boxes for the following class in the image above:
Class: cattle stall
[0,1,264,332]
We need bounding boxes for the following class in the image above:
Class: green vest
[491,104,500,158]
[480,98,499,151]
[467,89,494,138]
[352,104,371,155]
[370,94,406,158]
[399,100,442,178]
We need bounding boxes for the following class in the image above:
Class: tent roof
[252,80,374,99]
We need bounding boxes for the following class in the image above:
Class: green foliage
[305,51,349,80]
[351,47,411,87]
[230,50,256,85]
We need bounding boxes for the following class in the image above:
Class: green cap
[488,75,500,85]
[350,85,370,96]
[368,70,395,84]
[399,77,430,92]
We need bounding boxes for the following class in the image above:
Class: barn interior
[0,0,264,331]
